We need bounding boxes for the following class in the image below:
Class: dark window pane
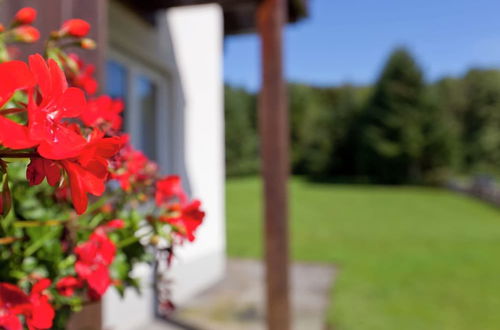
[106,60,127,99]
[138,75,157,160]
[106,60,127,129]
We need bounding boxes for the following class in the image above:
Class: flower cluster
[155,176,204,242]
[0,279,54,330]
[0,8,205,329]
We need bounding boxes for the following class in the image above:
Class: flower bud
[80,38,96,49]
[0,24,5,33]
[60,19,90,38]
[14,7,37,25]
[13,25,40,43]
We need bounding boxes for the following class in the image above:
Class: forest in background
[225,47,500,184]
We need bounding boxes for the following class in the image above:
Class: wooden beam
[257,0,291,330]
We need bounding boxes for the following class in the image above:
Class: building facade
[103,2,226,329]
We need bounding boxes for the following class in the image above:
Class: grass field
[226,176,500,330]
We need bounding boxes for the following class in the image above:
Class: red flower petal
[155,175,187,206]
[35,125,87,160]
[26,158,61,186]
[30,279,51,295]
[0,283,30,311]
[0,314,23,330]
[85,264,110,297]
[48,58,68,96]
[0,60,35,107]
[28,55,51,99]
[55,87,86,119]
[28,293,54,330]
[0,116,36,149]
[104,219,125,229]
[56,276,81,297]
[61,160,105,214]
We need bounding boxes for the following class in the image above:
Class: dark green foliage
[224,85,259,176]
[290,83,333,175]
[290,84,366,178]
[358,48,428,183]
[224,47,500,183]
[461,70,500,171]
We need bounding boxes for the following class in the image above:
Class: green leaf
[24,229,58,257]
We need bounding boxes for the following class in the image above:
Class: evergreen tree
[460,69,500,172]
[359,47,427,183]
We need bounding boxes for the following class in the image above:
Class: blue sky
[223,0,500,91]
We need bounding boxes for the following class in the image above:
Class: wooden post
[257,0,291,330]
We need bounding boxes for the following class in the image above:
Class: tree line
[225,47,500,184]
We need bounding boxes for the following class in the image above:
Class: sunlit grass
[226,176,500,330]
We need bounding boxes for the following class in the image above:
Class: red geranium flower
[60,158,105,215]
[60,131,122,214]
[67,53,98,95]
[14,7,37,25]
[98,219,125,231]
[81,96,123,131]
[27,279,54,330]
[160,200,205,242]
[0,283,31,330]
[74,230,116,299]
[155,175,187,206]
[0,55,87,156]
[111,143,157,191]
[61,19,90,38]
[56,276,82,297]
[0,55,122,214]
[24,130,122,214]
[27,54,88,160]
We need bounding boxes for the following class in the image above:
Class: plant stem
[117,230,152,248]
[0,236,17,245]
[14,219,69,228]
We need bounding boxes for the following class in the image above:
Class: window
[137,75,158,160]
[105,55,170,170]
[106,60,127,101]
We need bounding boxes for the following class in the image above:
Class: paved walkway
[155,259,335,330]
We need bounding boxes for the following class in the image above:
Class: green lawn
[226,176,500,330]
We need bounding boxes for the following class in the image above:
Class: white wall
[103,2,226,329]
[166,3,226,304]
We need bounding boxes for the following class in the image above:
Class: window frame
[106,48,172,172]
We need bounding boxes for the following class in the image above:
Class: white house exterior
[103,2,226,329]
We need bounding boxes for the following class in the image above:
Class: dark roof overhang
[119,0,308,34]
